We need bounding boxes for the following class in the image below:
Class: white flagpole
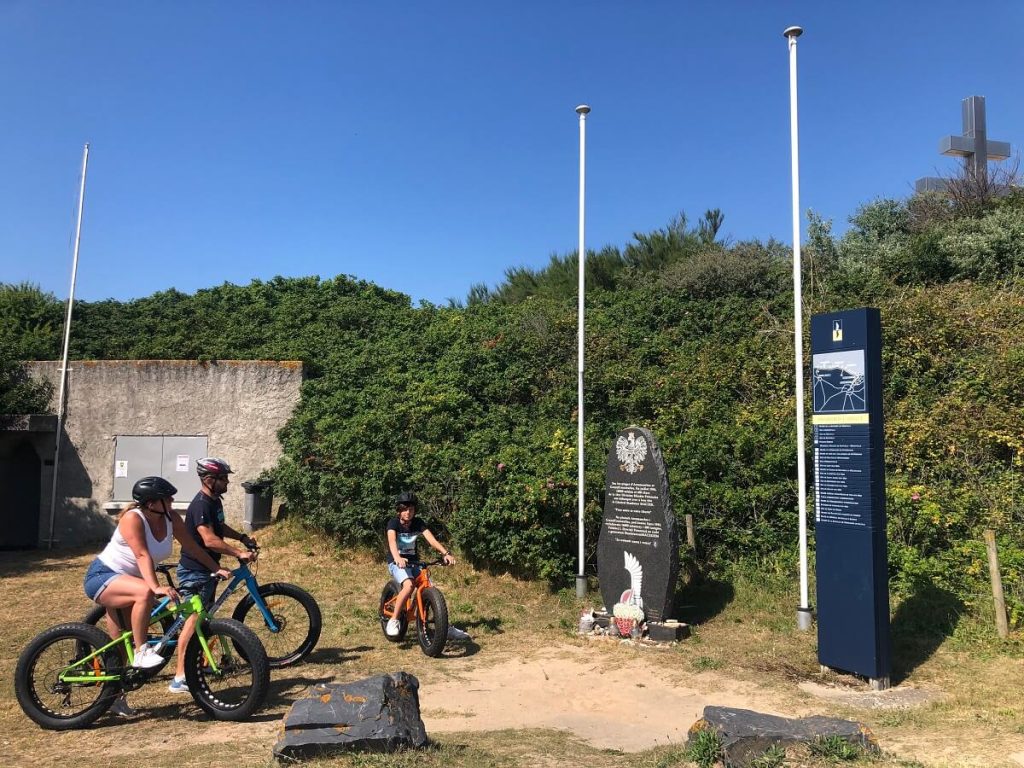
[47,143,90,549]
[575,104,591,598]
[784,27,812,630]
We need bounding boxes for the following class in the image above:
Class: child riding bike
[384,491,455,637]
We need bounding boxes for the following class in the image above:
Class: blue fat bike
[83,545,321,668]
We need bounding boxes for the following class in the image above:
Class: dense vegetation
[2,190,1022,622]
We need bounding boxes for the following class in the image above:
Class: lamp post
[575,103,591,599]
[784,26,812,631]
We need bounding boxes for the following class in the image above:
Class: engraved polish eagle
[615,431,648,474]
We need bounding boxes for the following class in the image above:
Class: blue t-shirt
[385,516,428,564]
[178,492,226,572]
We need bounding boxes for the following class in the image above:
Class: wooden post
[684,514,696,549]
[983,529,1010,639]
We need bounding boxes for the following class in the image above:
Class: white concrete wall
[28,360,303,545]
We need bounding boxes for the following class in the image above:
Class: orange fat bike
[378,557,449,657]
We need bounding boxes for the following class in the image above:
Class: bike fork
[244,574,281,632]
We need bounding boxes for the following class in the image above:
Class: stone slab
[688,706,878,767]
[646,620,690,643]
[798,681,943,710]
[273,672,427,760]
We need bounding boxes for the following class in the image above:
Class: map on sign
[812,350,866,413]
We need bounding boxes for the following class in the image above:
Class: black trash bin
[241,480,274,533]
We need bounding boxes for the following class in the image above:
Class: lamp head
[783,26,803,39]
[575,104,591,115]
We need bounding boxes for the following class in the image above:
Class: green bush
[1,199,1021,609]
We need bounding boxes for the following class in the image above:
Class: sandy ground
[416,639,1024,765]
[420,642,807,752]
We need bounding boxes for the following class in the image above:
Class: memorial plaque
[597,426,679,622]
[811,308,890,683]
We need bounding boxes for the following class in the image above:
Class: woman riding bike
[82,476,230,715]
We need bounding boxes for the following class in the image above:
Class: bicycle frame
[386,558,443,623]
[206,562,282,631]
[61,594,226,685]
[402,568,434,622]
[133,560,281,654]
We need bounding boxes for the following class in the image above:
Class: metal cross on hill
[915,96,1011,192]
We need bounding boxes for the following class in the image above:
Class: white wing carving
[623,551,644,609]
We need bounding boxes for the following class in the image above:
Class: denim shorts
[84,558,120,603]
[176,566,217,607]
[388,562,421,585]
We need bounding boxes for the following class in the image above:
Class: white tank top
[97,508,174,576]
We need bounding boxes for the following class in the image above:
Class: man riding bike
[169,457,256,693]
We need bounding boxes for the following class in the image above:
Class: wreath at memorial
[612,602,644,636]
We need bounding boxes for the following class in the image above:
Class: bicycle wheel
[82,604,175,673]
[15,622,120,730]
[231,582,322,667]
[184,618,269,721]
[378,581,408,641]
[416,587,449,657]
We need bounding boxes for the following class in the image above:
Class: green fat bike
[15,593,270,730]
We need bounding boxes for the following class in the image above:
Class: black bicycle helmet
[395,491,418,508]
[196,457,233,477]
[132,476,178,503]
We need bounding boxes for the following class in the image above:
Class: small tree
[942,154,1021,218]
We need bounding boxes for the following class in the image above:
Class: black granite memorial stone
[596,426,679,622]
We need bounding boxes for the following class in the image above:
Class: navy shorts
[83,558,120,603]
[176,565,217,607]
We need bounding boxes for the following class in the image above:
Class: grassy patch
[807,735,863,760]
[750,743,787,768]
[691,655,723,672]
[686,728,723,768]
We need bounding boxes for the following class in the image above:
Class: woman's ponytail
[116,501,140,521]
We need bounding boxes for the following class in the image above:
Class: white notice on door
[115,460,128,478]
[176,454,190,472]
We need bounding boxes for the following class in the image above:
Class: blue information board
[811,308,890,682]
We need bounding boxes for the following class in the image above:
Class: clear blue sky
[1,2,1022,305]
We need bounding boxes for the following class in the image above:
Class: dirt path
[420,642,808,752]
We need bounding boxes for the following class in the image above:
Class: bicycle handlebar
[402,556,448,568]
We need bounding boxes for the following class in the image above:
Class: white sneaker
[110,696,138,718]
[447,626,471,642]
[386,618,401,637]
[132,645,163,669]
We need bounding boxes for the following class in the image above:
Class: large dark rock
[688,706,879,767]
[597,426,679,622]
[273,672,428,760]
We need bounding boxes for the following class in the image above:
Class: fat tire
[184,618,269,721]
[231,582,322,668]
[417,587,449,658]
[378,581,408,641]
[15,622,119,730]
[82,604,175,673]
